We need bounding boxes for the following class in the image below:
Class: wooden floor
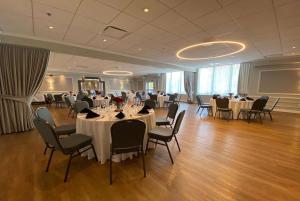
[1,103,300,201]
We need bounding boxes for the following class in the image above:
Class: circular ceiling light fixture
[143,8,149,12]
[176,41,246,60]
[103,70,133,76]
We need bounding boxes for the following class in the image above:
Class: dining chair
[263,97,280,121]
[237,98,268,123]
[163,94,176,107]
[149,94,158,107]
[82,96,94,108]
[121,91,128,103]
[53,94,64,107]
[74,101,89,115]
[144,99,156,109]
[36,107,76,154]
[174,94,181,105]
[64,96,75,117]
[110,120,146,184]
[146,110,185,164]
[196,95,212,116]
[33,118,97,182]
[156,103,179,128]
[215,97,233,120]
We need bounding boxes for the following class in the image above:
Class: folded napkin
[86,111,100,119]
[92,97,96,100]
[163,94,166,96]
[104,96,108,99]
[234,95,239,99]
[115,112,125,119]
[138,106,150,114]
[240,98,246,101]
[80,108,91,113]
[246,97,254,101]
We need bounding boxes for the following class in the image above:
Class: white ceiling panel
[34,18,68,40]
[87,35,118,49]
[174,0,221,20]
[109,13,146,33]
[77,0,120,24]
[124,0,169,22]
[0,13,33,35]
[96,0,133,10]
[0,0,32,17]
[159,0,185,8]
[194,9,232,30]
[33,0,81,13]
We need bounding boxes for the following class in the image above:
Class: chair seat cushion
[54,124,76,135]
[59,134,92,154]
[148,127,173,141]
[155,117,170,126]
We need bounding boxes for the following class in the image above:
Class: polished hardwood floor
[1,103,300,201]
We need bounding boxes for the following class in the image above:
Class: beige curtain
[184,71,195,102]
[0,43,50,134]
[238,62,252,94]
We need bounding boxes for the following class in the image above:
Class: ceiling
[48,52,175,75]
[0,0,300,74]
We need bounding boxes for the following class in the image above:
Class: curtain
[0,43,50,134]
[237,62,251,94]
[184,71,194,102]
[166,71,185,94]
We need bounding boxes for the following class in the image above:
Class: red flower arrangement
[113,97,124,112]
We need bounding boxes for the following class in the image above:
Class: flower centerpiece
[113,97,124,112]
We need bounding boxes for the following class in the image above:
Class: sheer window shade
[166,71,185,94]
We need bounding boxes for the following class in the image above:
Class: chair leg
[259,113,263,124]
[237,112,241,120]
[214,110,217,119]
[45,148,54,172]
[91,144,98,162]
[269,112,273,121]
[231,111,234,120]
[141,149,146,178]
[247,113,251,123]
[199,108,204,116]
[64,155,73,182]
[165,142,174,164]
[196,106,201,113]
[109,152,113,185]
[43,144,48,155]
[174,135,181,152]
[145,138,150,155]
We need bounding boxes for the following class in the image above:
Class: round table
[210,98,254,119]
[76,105,156,164]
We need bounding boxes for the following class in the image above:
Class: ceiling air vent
[102,26,128,39]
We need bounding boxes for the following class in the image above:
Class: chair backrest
[260,96,269,101]
[172,110,185,135]
[149,94,158,101]
[145,99,156,109]
[168,94,176,102]
[82,96,94,108]
[251,98,268,111]
[74,101,89,113]
[270,97,280,111]
[76,93,84,101]
[167,103,179,121]
[65,96,72,107]
[47,93,54,101]
[33,118,62,150]
[68,95,75,104]
[216,97,229,109]
[111,120,146,152]
[36,107,56,127]
[54,94,63,102]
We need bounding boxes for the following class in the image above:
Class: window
[197,64,240,95]
[146,81,154,93]
[166,71,185,94]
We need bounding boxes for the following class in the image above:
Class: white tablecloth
[210,98,254,119]
[93,97,110,107]
[157,95,169,107]
[76,106,156,164]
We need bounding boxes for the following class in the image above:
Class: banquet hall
[0,0,300,201]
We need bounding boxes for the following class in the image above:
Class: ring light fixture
[103,70,133,76]
[176,41,246,60]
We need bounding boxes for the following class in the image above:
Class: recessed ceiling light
[103,39,107,42]
[103,70,133,76]
[138,48,142,51]
[292,46,296,49]
[48,26,54,29]
[176,41,246,60]
[143,8,149,12]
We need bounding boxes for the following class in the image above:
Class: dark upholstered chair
[74,101,89,115]
[53,94,64,107]
[65,96,75,117]
[144,99,156,109]
[82,96,94,108]
[36,107,76,154]
[33,118,97,182]
[164,94,176,106]
[110,120,146,184]
[214,97,233,120]
[156,103,178,128]
[146,110,185,164]
[263,97,280,121]
[196,95,212,116]
[238,98,268,123]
